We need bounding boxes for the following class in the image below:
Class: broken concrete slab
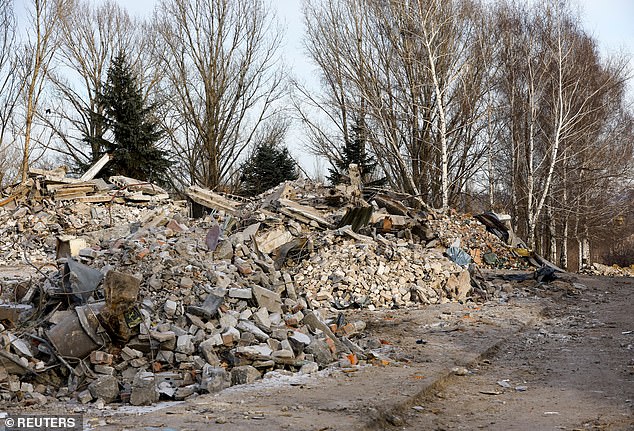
[252,286,282,314]
[230,365,261,385]
[130,372,159,406]
[176,335,195,354]
[302,311,349,354]
[202,366,231,393]
[277,198,333,229]
[88,375,119,403]
[186,186,240,215]
[236,320,269,341]
[187,291,224,320]
[78,154,111,182]
[56,236,88,259]
[255,228,294,254]
[445,270,472,301]
[110,176,169,201]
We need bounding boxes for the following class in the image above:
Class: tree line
[0,0,632,268]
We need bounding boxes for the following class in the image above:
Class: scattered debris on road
[0,162,624,409]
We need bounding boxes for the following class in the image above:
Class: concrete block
[230,365,261,386]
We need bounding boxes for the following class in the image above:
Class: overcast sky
[579,0,634,57]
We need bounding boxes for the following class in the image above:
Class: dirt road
[397,274,634,431]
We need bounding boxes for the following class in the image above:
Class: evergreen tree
[240,142,299,197]
[78,109,110,173]
[99,52,170,184]
[328,121,386,187]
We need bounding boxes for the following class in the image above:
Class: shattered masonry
[1,161,603,408]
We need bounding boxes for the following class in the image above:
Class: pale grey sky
[113,0,634,82]
[579,0,634,57]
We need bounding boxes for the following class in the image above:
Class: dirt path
[396,275,634,431]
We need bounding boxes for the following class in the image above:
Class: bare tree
[0,0,23,186]
[301,0,632,262]
[494,0,633,256]
[42,0,147,172]
[560,65,633,268]
[19,0,70,182]
[300,0,492,210]
[153,0,287,189]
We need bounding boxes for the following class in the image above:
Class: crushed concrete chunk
[230,365,261,385]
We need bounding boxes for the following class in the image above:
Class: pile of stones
[0,178,524,408]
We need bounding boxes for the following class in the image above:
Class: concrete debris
[185,186,240,216]
[129,372,159,406]
[230,365,262,385]
[88,375,119,403]
[581,262,634,277]
[202,366,231,393]
[0,171,567,408]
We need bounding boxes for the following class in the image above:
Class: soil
[398,274,634,431]
[7,272,634,431]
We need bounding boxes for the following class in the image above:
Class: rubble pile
[7,154,171,204]
[0,200,369,407]
[291,232,471,309]
[0,200,186,268]
[0,163,533,408]
[581,262,634,277]
[428,211,526,269]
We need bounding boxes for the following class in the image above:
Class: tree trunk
[526,58,537,247]
[21,107,34,183]
[561,217,568,270]
[548,200,557,263]
[487,104,494,210]
[423,25,449,212]
[560,161,569,270]
[581,230,590,268]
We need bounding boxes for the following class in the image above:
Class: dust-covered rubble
[0,167,547,409]
[581,262,634,277]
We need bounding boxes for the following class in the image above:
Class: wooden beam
[78,153,111,182]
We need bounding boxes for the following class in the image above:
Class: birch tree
[301,0,491,209]
[494,0,632,254]
[20,0,69,182]
[153,0,286,189]
[0,0,22,186]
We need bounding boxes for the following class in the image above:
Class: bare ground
[396,274,634,431]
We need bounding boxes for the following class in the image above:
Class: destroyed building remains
[0,161,628,408]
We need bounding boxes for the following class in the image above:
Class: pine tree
[240,142,299,197]
[79,109,109,173]
[99,52,170,184]
[328,121,386,187]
